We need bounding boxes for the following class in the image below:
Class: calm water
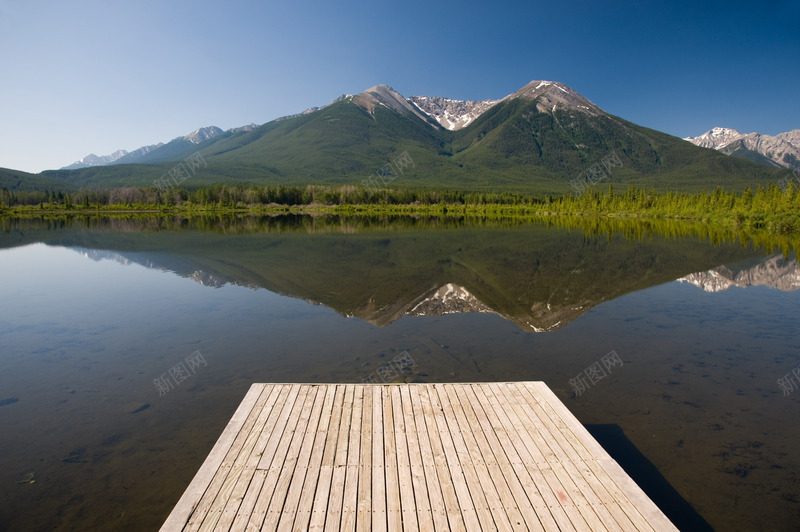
[1,215,799,531]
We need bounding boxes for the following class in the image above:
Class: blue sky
[1,0,798,173]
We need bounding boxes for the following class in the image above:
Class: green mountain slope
[0,167,78,192]
[13,81,787,194]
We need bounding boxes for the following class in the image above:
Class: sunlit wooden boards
[161,382,677,531]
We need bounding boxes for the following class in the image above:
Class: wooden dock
[161,382,677,531]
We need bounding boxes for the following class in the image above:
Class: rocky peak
[183,126,223,144]
[685,128,800,169]
[407,95,498,131]
[684,127,745,149]
[352,85,437,126]
[502,80,601,115]
[62,149,129,170]
[229,123,258,134]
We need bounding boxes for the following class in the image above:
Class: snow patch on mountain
[407,283,495,316]
[60,123,256,170]
[677,254,800,292]
[183,126,223,144]
[62,149,129,170]
[407,96,498,131]
[684,127,745,149]
[275,95,349,122]
[502,80,602,116]
[685,127,800,169]
[229,123,258,134]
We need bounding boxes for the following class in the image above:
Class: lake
[1,214,799,531]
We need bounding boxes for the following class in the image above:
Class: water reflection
[1,214,799,531]
[0,214,785,333]
[679,254,800,292]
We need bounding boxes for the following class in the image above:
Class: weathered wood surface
[161,382,677,531]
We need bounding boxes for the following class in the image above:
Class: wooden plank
[215,385,288,526]
[390,385,417,531]
[474,386,559,532]
[530,383,677,531]
[322,384,354,532]
[475,383,561,532]
[522,383,646,531]
[247,384,313,530]
[507,383,608,532]
[383,386,403,531]
[230,384,301,530]
[308,384,347,531]
[520,383,639,531]
[487,383,581,532]
[399,386,434,530]
[519,380,627,529]
[457,384,545,532]
[339,385,363,532]
[425,384,482,531]
[278,384,336,531]
[216,384,288,530]
[288,384,337,530]
[442,384,517,532]
[192,384,277,531]
[261,385,324,531]
[506,382,601,532]
[163,382,677,532]
[161,383,266,531]
[414,384,468,532]
[356,386,372,532]
[434,384,502,531]
[371,384,387,532]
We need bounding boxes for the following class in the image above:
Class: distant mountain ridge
[18,79,784,193]
[62,149,129,169]
[61,125,250,169]
[685,127,800,170]
[61,82,584,169]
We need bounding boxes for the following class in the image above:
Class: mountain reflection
[678,253,800,292]
[2,214,787,332]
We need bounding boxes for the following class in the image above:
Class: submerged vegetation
[1,182,799,237]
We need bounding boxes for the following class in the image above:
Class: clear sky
[1,0,798,173]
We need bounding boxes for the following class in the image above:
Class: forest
[1,182,799,235]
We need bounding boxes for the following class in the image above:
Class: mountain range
[61,125,259,169]
[684,127,800,170]
[2,80,787,194]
